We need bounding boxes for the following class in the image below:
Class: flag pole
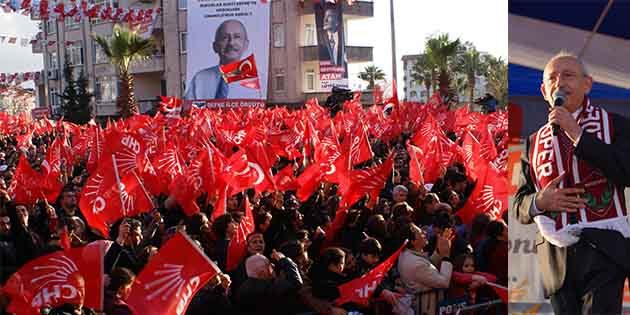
[389,0,397,84]
[111,154,125,216]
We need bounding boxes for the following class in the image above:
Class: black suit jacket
[317,31,345,67]
[512,111,630,297]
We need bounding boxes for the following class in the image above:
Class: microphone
[552,90,566,136]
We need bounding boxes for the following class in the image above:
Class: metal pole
[389,0,397,84]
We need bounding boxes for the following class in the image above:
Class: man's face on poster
[323,9,339,32]
[213,20,249,65]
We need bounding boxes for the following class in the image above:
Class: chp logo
[29,255,85,308]
[143,264,200,315]
[478,184,503,219]
[115,134,143,173]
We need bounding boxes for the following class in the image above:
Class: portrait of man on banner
[315,2,348,89]
[185,19,260,100]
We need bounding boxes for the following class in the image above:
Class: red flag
[406,143,425,186]
[347,123,373,166]
[59,226,71,250]
[222,150,266,194]
[126,232,221,315]
[456,163,508,224]
[102,130,147,175]
[3,241,106,315]
[53,2,64,20]
[79,157,153,236]
[271,165,298,192]
[226,196,254,271]
[341,154,393,209]
[9,155,40,205]
[219,54,259,83]
[487,282,508,304]
[159,96,183,116]
[335,241,407,307]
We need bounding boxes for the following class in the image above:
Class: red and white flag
[2,241,107,315]
[226,196,254,271]
[335,241,407,307]
[79,157,153,236]
[127,232,221,315]
[456,162,508,224]
[219,54,259,84]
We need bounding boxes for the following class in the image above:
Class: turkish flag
[3,241,107,315]
[222,150,266,194]
[126,232,221,315]
[159,96,183,116]
[226,196,254,271]
[335,241,407,307]
[456,162,508,225]
[79,157,153,236]
[219,54,259,84]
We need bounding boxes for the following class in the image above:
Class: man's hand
[271,249,285,261]
[535,172,587,212]
[436,228,455,259]
[330,306,347,315]
[549,107,582,143]
[116,221,129,246]
[381,289,400,305]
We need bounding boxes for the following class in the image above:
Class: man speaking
[185,19,258,100]
[513,52,630,314]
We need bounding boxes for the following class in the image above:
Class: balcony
[300,0,373,18]
[130,55,164,74]
[301,45,372,63]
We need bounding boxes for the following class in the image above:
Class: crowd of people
[0,97,508,315]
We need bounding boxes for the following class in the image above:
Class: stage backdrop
[185,0,269,108]
[314,1,348,90]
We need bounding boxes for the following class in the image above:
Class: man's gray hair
[393,185,408,195]
[214,19,248,42]
[544,50,590,77]
[245,254,269,278]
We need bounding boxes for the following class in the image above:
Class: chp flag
[1,240,107,315]
[126,232,222,315]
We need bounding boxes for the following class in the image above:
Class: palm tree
[92,24,155,118]
[358,65,386,90]
[410,54,434,101]
[484,55,508,106]
[425,33,460,99]
[457,43,487,103]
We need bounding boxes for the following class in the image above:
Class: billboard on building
[315,2,348,90]
[185,0,269,108]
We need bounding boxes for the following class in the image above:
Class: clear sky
[347,0,508,91]
[0,0,508,92]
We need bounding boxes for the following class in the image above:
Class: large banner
[315,1,348,90]
[185,0,269,108]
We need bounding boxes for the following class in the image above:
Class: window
[95,76,118,102]
[274,69,285,91]
[65,16,80,30]
[273,24,284,48]
[179,0,187,10]
[305,69,315,91]
[46,20,57,34]
[68,44,84,66]
[49,52,58,70]
[49,88,59,108]
[179,32,187,53]
[304,24,315,46]
[93,42,108,64]
[410,91,417,98]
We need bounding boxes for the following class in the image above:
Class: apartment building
[31,0,374,117]
[401,53,487,104]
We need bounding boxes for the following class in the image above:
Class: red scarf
[529,99,627,230]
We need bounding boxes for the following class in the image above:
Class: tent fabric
[509,63,630,99]
[510,0,630,40]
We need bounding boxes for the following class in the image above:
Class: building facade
[401,53,488,104]
[31,0,373,117]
